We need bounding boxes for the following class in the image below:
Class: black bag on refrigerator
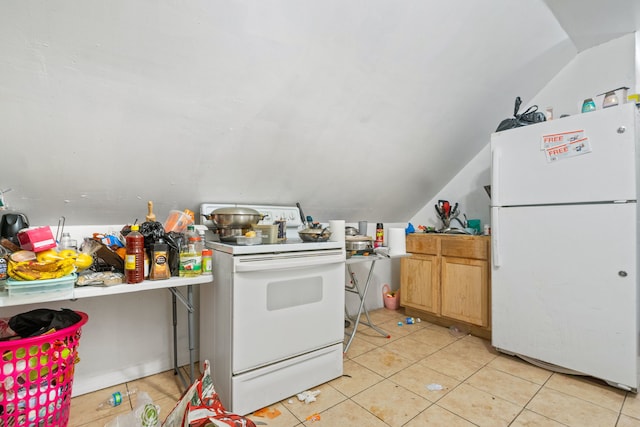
[496,96,546,132]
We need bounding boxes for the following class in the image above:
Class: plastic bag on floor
[162,360,255,427]
[105,391,160,427]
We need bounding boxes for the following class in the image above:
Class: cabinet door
[441,257,489,326]
[400,254,439,315]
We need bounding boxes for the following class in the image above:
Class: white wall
[410,33,638,230]
[0,0,571,227]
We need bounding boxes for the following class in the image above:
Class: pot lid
[212,207,261,215]
[299,227,327,234]
[346,235,373,241]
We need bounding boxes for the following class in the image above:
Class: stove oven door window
[231,250,345,373]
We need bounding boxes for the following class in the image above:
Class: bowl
[298,228,331,242]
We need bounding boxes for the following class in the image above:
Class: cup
[328,220,345,243]
[164,210,194,233]
[358,221,368,236]
[467,219,481,235]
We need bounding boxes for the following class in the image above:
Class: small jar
[581,98,596,113]
[202,249,213,274]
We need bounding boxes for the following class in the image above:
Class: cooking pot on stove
[298,227,331,242]
[202,207,265,242]
[203,207,265,228]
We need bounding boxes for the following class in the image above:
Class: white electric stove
[199,203,346,415]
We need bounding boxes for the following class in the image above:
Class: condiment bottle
[150,239,171,280]
[125,224,145,284]
[202,249,212,274]
[179,225,202,277]
[375,223,384,248]
[0,246,8,282]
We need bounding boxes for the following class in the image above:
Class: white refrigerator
[490,102,639,391]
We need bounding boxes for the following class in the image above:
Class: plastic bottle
[0,246,8,282]
[97,388,137,410]
[202,249,212,274]
[125,224,145,284]
[581,98,596,113]
[59,232,77,250]
[179,225,202,277]
[374,222,384,248]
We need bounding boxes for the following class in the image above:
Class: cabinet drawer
[441,237,488,260]
[406,235,438,255]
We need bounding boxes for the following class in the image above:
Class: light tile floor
[70,308,640,426]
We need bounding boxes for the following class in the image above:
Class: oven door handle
[234,253,345,272]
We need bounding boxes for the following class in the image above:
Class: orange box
[17,226,57,252]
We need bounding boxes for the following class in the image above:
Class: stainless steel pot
[298,227,331,242]
[345,236,373,251]
[203,207,264,228]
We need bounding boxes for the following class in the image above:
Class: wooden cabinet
[400,234,491,337]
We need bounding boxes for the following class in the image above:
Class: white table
[0,274,213,387]
[344,251,410,353]
[344,254,389,353]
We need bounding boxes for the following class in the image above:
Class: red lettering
[544,136,563,143]
[548,146,568,156]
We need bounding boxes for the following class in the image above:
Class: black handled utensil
[296,202,307,227]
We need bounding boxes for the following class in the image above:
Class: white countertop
[0,274,213,308]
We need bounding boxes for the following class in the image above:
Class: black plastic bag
[496,96,546,132]
[165,231,185,277]
[139,221,166,249]
[9,308,81,338]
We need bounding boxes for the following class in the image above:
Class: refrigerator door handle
[491,147,501,207]
[492,208,500,268]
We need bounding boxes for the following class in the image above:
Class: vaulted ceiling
[0,1,638,226]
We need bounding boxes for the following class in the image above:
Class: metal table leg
[344,258,390,353]
[168,285,195,388]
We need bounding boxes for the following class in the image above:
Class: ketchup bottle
[125,224,145,284]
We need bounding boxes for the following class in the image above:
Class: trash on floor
[448,325,469,337]
[97,388,138,410]
[162,360,256,427]
[105,391,160,427]
[253,406,282,419]
[426,383,444,391]
[297,390,321,404]
[305,413,321,422]
[397,317,421,326]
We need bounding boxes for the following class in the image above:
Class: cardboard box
[17,226,57,252]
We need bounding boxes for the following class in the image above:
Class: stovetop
[208,238,344,255]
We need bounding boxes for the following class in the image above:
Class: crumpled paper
[296,390,321,404]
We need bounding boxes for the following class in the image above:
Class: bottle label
[202,256,212,273]
[125,254,137,270]
[112,391,123,406]
[179,254,202,276]
[0,257,6,281]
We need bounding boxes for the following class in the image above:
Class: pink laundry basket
[0,311,88,427]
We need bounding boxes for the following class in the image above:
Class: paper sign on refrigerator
[540,129,586,150]
[544,137,592,162]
